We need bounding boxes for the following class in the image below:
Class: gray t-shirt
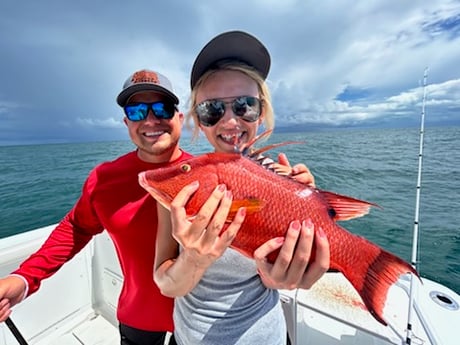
[173,248,286,345]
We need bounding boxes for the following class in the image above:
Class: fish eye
[180,164,191,173]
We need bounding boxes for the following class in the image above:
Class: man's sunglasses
[195,96,262,127]
[123,102,177,121]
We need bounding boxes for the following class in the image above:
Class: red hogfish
[138,150,418,325]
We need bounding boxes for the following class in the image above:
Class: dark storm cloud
[0,0,459,145]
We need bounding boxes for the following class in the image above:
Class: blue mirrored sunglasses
[195,96,262,127]
[123,102,177,121]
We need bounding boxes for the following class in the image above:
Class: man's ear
[178,112,184,124]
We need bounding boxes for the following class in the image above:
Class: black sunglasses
[195,96,262,127]
[123,102,177,121]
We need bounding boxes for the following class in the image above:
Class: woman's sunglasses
[123,102,177,122]
[195,96,262,127]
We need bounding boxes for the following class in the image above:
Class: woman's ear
[258,112,265,125]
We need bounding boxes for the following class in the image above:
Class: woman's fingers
[213,207,246,253]
[201,188,232,243]
[170,181,200,238]
[298,227,329,289]
[254,220,329,290]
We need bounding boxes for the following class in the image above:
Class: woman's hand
[254,219,330,290]
[154,182,246,297]
[270,153,315,187]
[170,182,246,269]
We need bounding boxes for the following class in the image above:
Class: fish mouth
[138,172,172,210]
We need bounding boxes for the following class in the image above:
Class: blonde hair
[186,61,274,140]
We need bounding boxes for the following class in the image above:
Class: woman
[154,31,330,345]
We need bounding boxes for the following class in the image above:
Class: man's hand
[0,276,26,322]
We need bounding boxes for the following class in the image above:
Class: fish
[138,146,419,326]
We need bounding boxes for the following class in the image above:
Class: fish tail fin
[338,232,419,325]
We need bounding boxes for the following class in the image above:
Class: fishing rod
[405,67,428,345]
[5,317,29,345]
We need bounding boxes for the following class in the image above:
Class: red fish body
[138,152,418,325]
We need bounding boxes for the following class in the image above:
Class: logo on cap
[131,70,160,85]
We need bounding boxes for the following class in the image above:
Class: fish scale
[138,151,418,326]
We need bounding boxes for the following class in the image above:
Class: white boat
[0,223,459,345]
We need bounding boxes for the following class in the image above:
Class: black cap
[190,30,271,89]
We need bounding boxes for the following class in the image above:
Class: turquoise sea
[0,126,459,294]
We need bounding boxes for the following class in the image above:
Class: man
[0,69,189,345]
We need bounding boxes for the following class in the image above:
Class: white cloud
[0,0,459,144]
[75,117,125,129]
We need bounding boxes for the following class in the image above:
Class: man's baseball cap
[117,69,179,107]
[190,30,271,89]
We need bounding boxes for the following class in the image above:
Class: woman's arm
[154,182,246,297]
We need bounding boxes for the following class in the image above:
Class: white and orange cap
[117,69,179,106]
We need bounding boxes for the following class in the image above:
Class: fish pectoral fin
[320,190,381,221]
[186,198,263,224]
[226,198,265,221]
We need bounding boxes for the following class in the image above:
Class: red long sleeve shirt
[12,149,193,331]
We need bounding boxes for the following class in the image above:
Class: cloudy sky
[1,0,459,146]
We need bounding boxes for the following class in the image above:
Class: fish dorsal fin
[239,130,304,176]
[238,130,303,157]
[248,141,303,158]
[224,130,303,177]
[238,130,273,153]
[319,190,381,221]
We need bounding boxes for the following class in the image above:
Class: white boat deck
[27,311,118,345]
[1,225,459,344]
[0,225,121,345]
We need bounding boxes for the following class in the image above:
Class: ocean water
[0,126,459,294]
